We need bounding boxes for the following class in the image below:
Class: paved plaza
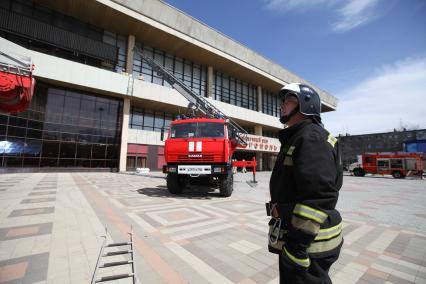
[0,171,425,284]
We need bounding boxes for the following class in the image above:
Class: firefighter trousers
[279,253,339,284]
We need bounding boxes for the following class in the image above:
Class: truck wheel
[353,168,363,177]
[392,171,404,179]
[167,174,184,194]
[219,173,233,197]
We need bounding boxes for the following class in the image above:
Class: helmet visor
[281,92,298,104]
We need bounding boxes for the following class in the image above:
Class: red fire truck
[139,51,250,197]
[0,51,35,113]
[349,152,424,179]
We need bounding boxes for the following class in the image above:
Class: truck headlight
[213,167,224,173]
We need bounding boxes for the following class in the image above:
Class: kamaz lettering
[188,154,203,158]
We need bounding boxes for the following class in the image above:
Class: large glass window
[242,126,255,135]
[129,107,174,132]
[154,112,165,130]
[103,31,127,72]
[0,84,123,169]
[143,111,154,131]
[262,89,280,117]
[214,72,257,111]
[1,0,123,71]
[132,42,207,97]
[263,130,278,139]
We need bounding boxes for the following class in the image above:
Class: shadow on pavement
[119,172,166,179]
[137,186,223,200]
[349,175,423,180]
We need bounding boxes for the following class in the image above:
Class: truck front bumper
[163,164,230,175]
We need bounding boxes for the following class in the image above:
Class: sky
[164,0,426,136]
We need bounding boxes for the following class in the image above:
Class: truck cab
[163,117,237,197]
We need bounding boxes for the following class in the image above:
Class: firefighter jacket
[268,119,343,271]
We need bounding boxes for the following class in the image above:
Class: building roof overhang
[35,0,337,112]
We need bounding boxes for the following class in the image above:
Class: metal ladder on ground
[91,226,136,284]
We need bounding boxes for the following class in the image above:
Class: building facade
[0,0,337,172]
[339,129,426,167]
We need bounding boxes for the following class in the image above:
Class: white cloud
[332,0,381,32]
[264,0,335,11]
[322,56,426,136]
[264,0,382,32]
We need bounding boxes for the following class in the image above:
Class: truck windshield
[170,122,224,138]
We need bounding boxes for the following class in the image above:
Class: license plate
[178,165,211,174]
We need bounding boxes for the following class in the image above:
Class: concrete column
[257,85,262,112]
[254,125,262,137]
[207,66,214,98]
[254,125,263,171]
[119,97,131,172]
[126,35,135,74]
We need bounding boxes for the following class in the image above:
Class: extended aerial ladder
[135,48,248,147]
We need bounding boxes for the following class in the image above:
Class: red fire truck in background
[349,152,424,179]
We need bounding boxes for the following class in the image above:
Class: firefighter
[232,159,237,174]
[268,83,343,283]
[242,159,247,173]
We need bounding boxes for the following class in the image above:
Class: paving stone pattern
[0,172,425,283]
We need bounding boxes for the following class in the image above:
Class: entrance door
[137,157,147,168]
[126,156,136,171]
[127,156,147,171]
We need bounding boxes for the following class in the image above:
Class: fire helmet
[279,83,322,124]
